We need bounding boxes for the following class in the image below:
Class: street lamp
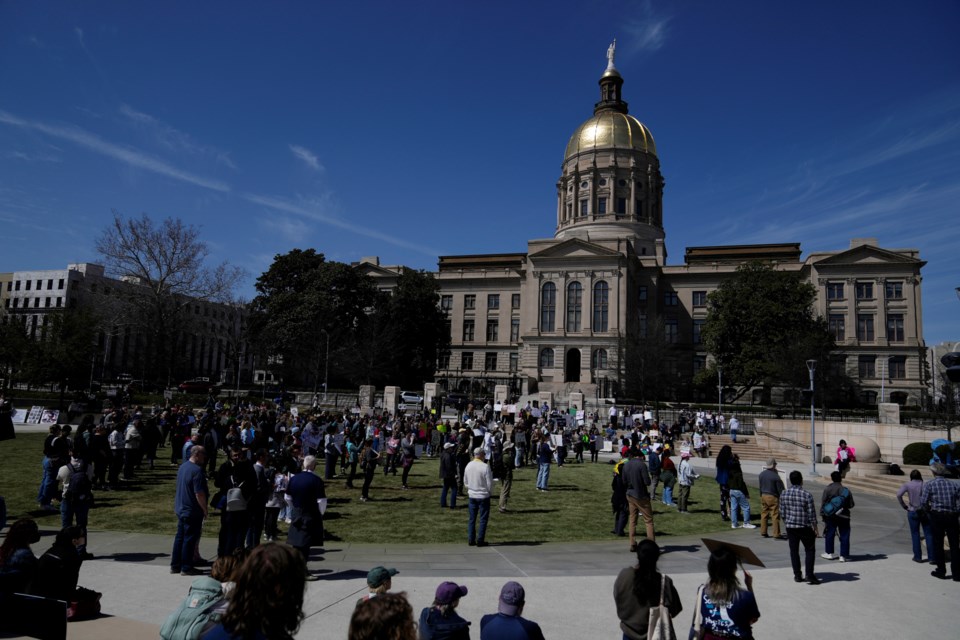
[806,359,818,476]
[320,329,330,402]
[717,366,723,417]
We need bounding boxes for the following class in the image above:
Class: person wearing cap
[440,441,459,509]
[480,581,544,640]
[919,462,960,580]
[357,566,399,605]
[464,447,493,546]
[758,458,785,539]
[418,581,470,639]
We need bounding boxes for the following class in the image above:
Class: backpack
[225,474,247,512]
[159,576,226,640]
[821,487,851,518]
[66,462,93,503]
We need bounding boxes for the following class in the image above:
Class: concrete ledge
[66,615,159,639]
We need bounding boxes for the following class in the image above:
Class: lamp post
[806,359,818,476]
[717,366,723,417]
[320,329,330,402]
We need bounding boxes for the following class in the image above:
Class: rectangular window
[24,280,30,291]
[438,353,450,369]
[639,313,648,338]
[47,279,53,290]
[57,278,64,289]
[664,291,678,306]
[827,282,844,300]
[5,281,10,292]
[35,280,41,290]
[635,199,643,216]
[511,293,520,309]
[440,295,453,311]
[15,281,21,291]
[888,356,906,379]
[886,314,904,342]
[829,314,845,341]
[692,291,707,307]
[464,294,475,310]
[885,281,904,300]
[11,298,17,309]
[616,197,626,214]
[3,299,8,309]
[855,282,874,300]
[857,314,875,341]
[858,355,876,379]
[638,286,647,302]
[598,197,607,214]
[486,318,499,342]
[487,294,500,309]
[509,352,519,372]
[580,200,588,216]
[33,298,40,308]
[693,319,705,344]
[45,297,51,308]
[541,284,556,332]
[510,318,520,342]
[462,319,475,342]
[664,318,679,343]
[485,352,497,371]
[444,320,452,340]
[461,352,473,370]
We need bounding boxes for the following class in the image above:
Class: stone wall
[755,418,950,465]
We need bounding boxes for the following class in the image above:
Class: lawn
[1,434,760,543]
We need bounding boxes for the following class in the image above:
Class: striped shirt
[780,484,817,528]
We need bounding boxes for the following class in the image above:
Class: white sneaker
[839,556,847,562]
[731,524,740,529]
[742,523,757,529]
[821,553,837,560]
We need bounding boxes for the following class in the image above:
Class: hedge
[902,442,933,466]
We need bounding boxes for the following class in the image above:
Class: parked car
[177,379,219,394]
[400,391,423,405]
[445,392,470,410]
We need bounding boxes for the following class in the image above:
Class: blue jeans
[515,447,523,468]
[468,497,490,544]
[907,509,934,561]
[730,489,750,526]
[824,517,850,557]
[537,463,550,489]
[171,513,204,572]
[731,430,738,443]
[662,485,675,505]
[37,457,57,505]
[441,478,458,509]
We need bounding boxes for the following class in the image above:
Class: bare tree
[95,211,244,384]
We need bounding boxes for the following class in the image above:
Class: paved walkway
[37,457,954,639]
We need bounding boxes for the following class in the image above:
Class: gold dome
[564,111,657,160]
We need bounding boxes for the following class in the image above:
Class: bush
[902,442,932,466]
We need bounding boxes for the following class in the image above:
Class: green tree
[0,316,32,389]
[622,319,679,408]
[698,261,835,402]
[23,307,97,407]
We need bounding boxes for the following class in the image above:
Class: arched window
[593,281,609,331]
[540,283,556,332]
[592,348,608,370]
[539,348,555,368]
[566,281,582,332]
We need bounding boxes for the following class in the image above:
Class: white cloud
[0,109,230,192]
[622,2,671,54]
[119,104,238,169]
[289,144,323,172]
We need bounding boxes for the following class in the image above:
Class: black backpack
[66,461,93,503]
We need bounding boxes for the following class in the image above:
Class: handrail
[755,429,811,450]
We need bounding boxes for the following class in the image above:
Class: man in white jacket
[464,447,494,547]
[677,450,700,514]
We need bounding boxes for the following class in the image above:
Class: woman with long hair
[715,445,733,522]
[349,592,418,640]
[697,547,760,639]
[204,543,307,640]
[0,518,41,593]
[613,539,682,639]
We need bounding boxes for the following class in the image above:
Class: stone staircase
[709,434,794,463]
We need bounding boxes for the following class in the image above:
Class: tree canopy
[698,261,835,401]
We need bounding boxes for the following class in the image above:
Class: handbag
[688,584,705,640]
[648,574,677,640]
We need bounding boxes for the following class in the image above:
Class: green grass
[1,434,760,543]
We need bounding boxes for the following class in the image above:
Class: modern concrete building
[361,52,927,409]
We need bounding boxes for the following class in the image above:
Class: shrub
[902,442,932,466]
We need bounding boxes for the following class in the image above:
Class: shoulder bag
[648,573,677,640]
[688,584,705,640]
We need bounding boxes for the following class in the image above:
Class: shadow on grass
[101,551,169,562]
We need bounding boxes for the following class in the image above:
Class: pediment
[812,245,920,267]
[354,262,401,278]
[528,238,623,261]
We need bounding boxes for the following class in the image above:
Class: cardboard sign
[701,538,765,567]
[26,406,45,424]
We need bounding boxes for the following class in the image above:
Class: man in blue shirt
[171,446,208,576]
[480,581,545,640]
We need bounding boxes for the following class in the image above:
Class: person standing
[37,425,64,511]
[57,451,95,559]
[820,471,854,562]
[215,446,255,558]
[613,539,682,640]
[758,458,785,539]
[715,445,733,522]
[697,546,760,638]
[171,446,208,576]
[246,448,271,548]
[285,455,327,569]
[920,462,960,580]
[439,442,458,509]
[498,441,515,513]
[0,393,15,442]
[728,415,740,443]
[676,450,699,514]
[464,447,493,547]
[535,436,554,492]
[659,452,677,507]
[400,431,416,490]
[360,438,379,502]
[623,447,655,551]
[896,469,934,563]
[647,446,662,501]
[780,470,820,584]
[479,581,545,640]
[728,454,756,529]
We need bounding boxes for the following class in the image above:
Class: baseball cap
[680,450,691,459]
[498,581,525,615]
[366,566,399,588]
[435,581,468,604]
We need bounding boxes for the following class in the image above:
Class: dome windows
[618,179,627,187]
[581,181,588,188]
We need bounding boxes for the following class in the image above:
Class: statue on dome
[606,38,617,70]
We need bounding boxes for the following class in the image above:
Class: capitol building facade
[361,55,926,409]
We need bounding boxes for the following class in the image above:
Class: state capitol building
[359,51,926,409]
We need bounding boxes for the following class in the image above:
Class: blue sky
[1,1,958,345]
